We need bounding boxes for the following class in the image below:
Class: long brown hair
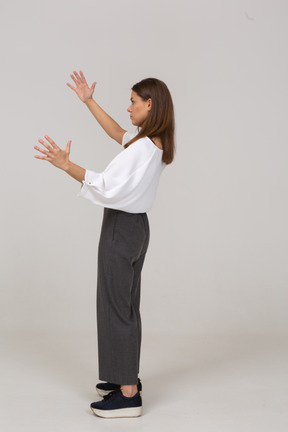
[124,78,175,164]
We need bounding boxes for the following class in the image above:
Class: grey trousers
[97,207,150,385]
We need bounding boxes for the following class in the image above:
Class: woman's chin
[130,119,142,128]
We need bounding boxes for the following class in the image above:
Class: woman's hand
[66,70,96,103]
[34,135,71,171]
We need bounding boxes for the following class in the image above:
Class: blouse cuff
[77,169,104,198]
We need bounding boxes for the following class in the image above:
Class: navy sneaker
[90,389,142,418]
[96,378,142,397]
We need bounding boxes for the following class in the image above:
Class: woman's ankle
[120,384,137,397]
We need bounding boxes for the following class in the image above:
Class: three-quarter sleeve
[78,136,164,213]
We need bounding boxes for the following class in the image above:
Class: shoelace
[103,390,119,401]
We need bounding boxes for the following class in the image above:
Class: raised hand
[67,70,96,102]
[34,135,71,171]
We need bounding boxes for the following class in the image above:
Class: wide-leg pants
[97,207,150,385]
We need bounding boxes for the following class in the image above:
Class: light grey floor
[1,330,287,431]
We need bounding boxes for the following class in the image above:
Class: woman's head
[127,90,152,127]
[125,77,175,164]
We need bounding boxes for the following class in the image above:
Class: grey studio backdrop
[1,0,288,343]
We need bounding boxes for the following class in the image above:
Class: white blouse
[78,130,166,213]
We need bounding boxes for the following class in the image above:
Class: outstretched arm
[34,135,85,183]
[67,70,126,145]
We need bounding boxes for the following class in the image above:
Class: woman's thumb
[66,140,72,153]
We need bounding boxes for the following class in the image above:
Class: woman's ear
[147,98,152,111]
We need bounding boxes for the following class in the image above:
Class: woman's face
[127,90,151,127]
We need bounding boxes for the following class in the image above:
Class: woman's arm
[84,98,126,144]
[34,135,85,183]
[67,70,126,145]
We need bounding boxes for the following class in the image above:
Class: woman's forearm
[64,161,86,183]
[84,98,125,143]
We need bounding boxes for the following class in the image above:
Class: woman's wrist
[64,160,86,183]
[63,160,71,172]
[84,97,95,105]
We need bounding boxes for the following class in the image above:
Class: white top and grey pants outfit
[78,131,166,385]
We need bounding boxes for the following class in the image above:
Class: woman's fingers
[37,139,51,151]
[79,70,86,83]
[34,155,50,162]
[37,138,50,150]
[79,70,97,91]
[34,136,58,157]
[70,73,79,86]
[34,136,71,170]
[66,82,76,91]
[73,70,82,82]
[43,135,57,149]
[34,145,50,156]
[79,70,89,85]
[68,71,87,91]
[65,140,72,153]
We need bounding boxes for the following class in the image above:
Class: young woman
[34,70,175,418]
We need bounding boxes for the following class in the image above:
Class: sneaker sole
[96,388,142,397]
[90,405,142,418]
